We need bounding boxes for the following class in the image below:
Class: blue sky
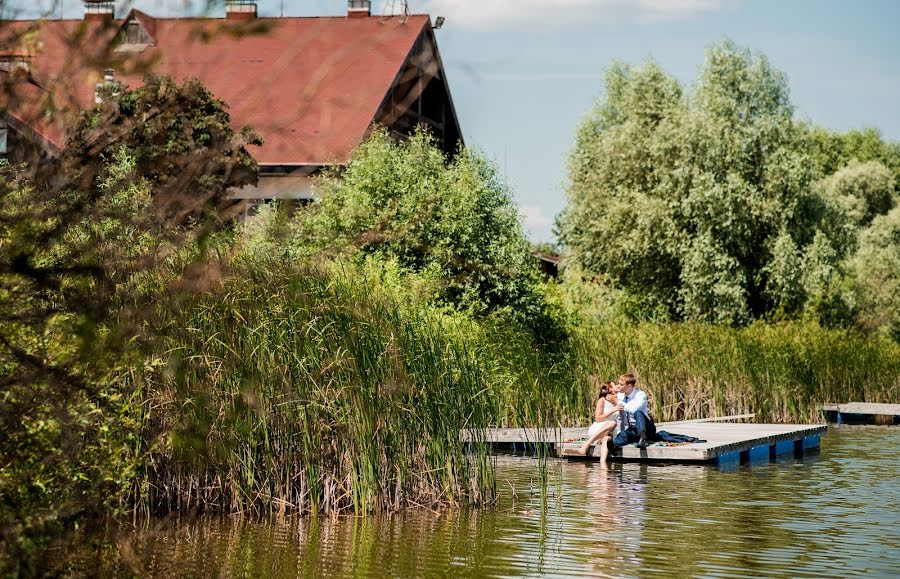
[11,1,900,242]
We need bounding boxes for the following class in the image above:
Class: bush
[819,159,895,226]
[290,128,562,342]
[0,75,259,573]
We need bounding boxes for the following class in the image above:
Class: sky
[10,0,900,242]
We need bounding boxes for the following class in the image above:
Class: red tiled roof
[1,72,64,149]
[1,18,119,145]
[1,12,431,165]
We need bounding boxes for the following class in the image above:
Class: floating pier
[464,422,826,466]
[822,402,900,425]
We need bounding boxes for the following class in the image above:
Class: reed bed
[571,319,900,423]
[137,260,514,517]
[131,255,900,518]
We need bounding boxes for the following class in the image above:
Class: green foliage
[290,128,560,341]
[0,74,260,574]
[679,233,750,324]
[62,74,261,225]
[805,125,900,191]
[569,318,900,423]
[560,40,817,323]
[141,256,506,515]
[559,39,900,337]
[819,159,895,226]
[850,206,900,340]
[0,151,154,574]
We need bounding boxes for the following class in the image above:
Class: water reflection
[83,427,900,577]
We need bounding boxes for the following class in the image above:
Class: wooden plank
[461,427,585,444]
[611,423,825,461]
[667,413,756,424]
[822,402,900,416]
[467,422,827,463]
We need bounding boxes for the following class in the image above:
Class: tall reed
[571,319,900,422]
[133,254,900,518]
[139,258,504,516]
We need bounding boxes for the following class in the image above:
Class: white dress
[587,399,619,438]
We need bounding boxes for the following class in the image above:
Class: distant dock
[822,402,900,425]
[463,421,826,467]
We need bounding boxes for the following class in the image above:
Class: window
[119,20,151,45]
[0,55,30,74]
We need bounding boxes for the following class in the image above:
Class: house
[0,0,463,205]
[532,251,560,279]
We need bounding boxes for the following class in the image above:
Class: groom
[613,373,656,450]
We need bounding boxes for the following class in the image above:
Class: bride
[578,378,622,462]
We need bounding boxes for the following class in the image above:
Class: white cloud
[519,204,553,228]
[420,0,729,30]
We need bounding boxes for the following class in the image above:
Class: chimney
[226,0,258,21]
[348,0,371,18]
[83,0,115,22]
[95,68,116,104]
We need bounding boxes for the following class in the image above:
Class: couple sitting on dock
[578,373,656,460]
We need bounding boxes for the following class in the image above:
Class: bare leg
[578,422,615,456]
[599,435,611,465]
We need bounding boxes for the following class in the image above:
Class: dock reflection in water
[90,426,900,577]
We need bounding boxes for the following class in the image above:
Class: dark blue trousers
[613,410,656,448]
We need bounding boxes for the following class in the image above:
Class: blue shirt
[617,389,648,429]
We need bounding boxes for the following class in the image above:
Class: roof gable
[373,25,462,156]
[113,10,157,51]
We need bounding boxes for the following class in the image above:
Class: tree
[559,40,825,323]
[818,159,895,227]
[53,74,261,225]
[805,126,900,193]
[290,128,554,334]
[850,206,900,340]
[0,74,259,572]
[559,60,685,316]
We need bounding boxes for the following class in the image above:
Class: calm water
[88,426,899,577]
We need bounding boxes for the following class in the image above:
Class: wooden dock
[822,402,900,424]
[464,422,826,466]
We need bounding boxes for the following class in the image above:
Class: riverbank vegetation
[2,42,900,573]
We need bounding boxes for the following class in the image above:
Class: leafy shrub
[819,159,895,226]
[290,128,562,342]
[0,75,259,573]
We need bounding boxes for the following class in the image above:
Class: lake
[81,425,899,577]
